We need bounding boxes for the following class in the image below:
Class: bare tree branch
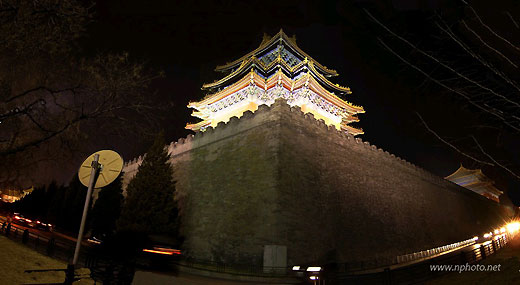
[416,112,494,166]
[362,3,520,185]
[460,19,518,68]
[0,1,168,186]
[505,11,520,29]
[470,135,520,180]
[3,85,81,103]
[364,9,520,117]
[435,19,520,93]
[463,3,520,52]
[378,37,520,132]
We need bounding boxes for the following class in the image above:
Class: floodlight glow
[507,222,520,233]
[292,266,300,271]
[472,236,478,241]
[500,227,506,233]
[310,276,318,280]
[494,229,499,235]
[483,233,491,238]
[307,267,321,272]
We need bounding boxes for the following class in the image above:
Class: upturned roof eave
[445,164,479,180]
[191,71,364,113]
[214,29,338,77]
[186,120,210,131]
[202,58,351,94]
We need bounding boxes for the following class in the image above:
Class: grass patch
[0,235,93,284]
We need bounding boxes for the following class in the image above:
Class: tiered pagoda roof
[445,165,503,203]
[186,29,365,135]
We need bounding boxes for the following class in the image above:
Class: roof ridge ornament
[261,33,271,44]
[250,68,255,85]
[304,72,310,87]
[214,31,339,76]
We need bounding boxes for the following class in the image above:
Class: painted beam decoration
[186,29,365,135]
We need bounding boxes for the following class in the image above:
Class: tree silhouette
[117,132,179,242]
[0,0,165,187]
[90,175,124,239]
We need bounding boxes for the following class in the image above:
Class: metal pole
[72,154,100,266]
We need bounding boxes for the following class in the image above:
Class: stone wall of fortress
[122,99,510,266]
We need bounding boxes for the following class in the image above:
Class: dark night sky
[49,0,519,203]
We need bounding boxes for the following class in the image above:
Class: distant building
[0,187,33,203]
[445,165,503,203]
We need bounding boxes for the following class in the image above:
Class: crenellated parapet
[124,98,455,192]
[122,155,144,174]
[267,99,446,183]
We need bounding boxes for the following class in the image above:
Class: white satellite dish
[78,150,123,188]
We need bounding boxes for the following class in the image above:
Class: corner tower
[186,29,365,135]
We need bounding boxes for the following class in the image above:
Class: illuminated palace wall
[122,99,510,266]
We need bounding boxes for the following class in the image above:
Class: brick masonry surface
[122,99,510,266]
